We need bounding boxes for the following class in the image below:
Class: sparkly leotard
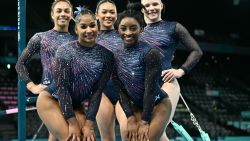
[15,29,76,85]
[141,20,202,73]
[96,30,123,104]
[113,41,167,122]
[54,41,114,120]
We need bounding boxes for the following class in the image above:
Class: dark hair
[74,7,96,24]
[95,0,117,14]
[73,7,98,35]
[50,0,73,25]
[51,0,73,12]
[117,2,146,28]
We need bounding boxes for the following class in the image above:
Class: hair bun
[126,2,144,12]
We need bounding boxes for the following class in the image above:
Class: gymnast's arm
[15,33,42,87]
[142,48,162,123]
[86,53,115,123]
[175,23,203,74]
[54,47,74,120]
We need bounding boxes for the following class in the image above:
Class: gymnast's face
[118,17,141,47]
[96,2,117,30]
[141,0,163,23]
[75,14,98,46]
[51,1,72,28]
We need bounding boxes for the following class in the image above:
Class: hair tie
[74,5,84,17]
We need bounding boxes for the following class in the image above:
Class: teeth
[85,36,93,38]
[86,33,94,36]
[126,37,133,40]
[85,33,94,38]
[59,17,68,20]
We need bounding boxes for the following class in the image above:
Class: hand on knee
[138,121,149,141]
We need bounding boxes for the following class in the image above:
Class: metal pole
[32,123,44,141]
[17,0,26,140]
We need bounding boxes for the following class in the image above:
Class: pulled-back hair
[95,0,117,14]
[74,6,96,24]
[117,2,146,28]
[51,0,73,12]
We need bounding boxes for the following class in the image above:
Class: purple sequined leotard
[96,30,123,104]
[15,29,76,85]
[141,21,202,73]
[54,41,114,121]
[113,41,167,122]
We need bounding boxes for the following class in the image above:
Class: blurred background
[0,0,249,140]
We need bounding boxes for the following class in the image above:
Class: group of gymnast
[16,0,203,140]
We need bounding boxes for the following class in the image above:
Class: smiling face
[75,14,98,47]
[51,1,72,30]
[96,2,117,30]
[118,17,141,47]
[141,0,163,24]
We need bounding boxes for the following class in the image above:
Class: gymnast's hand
[82,120,96,141]
[138,120,149,141]
[161,68,185,83]
[26,82,47,94]
[127,116,138,141]
[67,117,81,141]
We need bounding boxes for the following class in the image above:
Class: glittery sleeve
[142,48,162,122]
[54,46,74,120]
[175,23,203,73]
[86,52,115,121]
[112,64,134,118]
[15,33,42,84]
